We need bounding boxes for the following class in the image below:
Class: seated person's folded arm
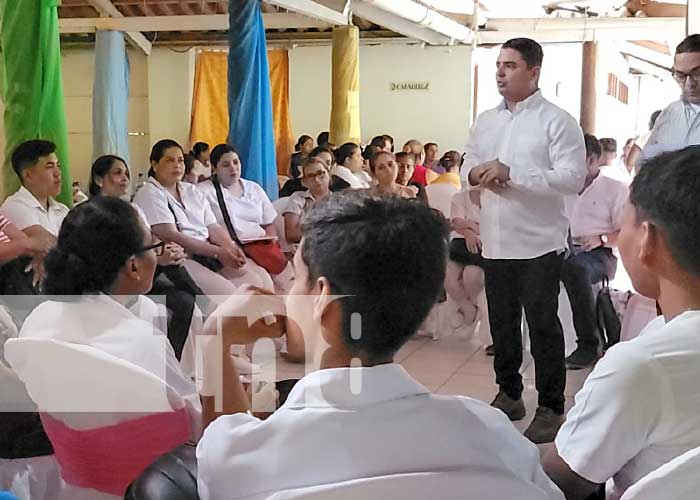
[152,222,219,259]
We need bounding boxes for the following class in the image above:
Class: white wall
[289,43,473,152]
[473,43,582,120]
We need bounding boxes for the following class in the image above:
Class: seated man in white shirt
[0,140,68,297]
[543,145,700,500]
[0,139,69,243]
[562,135,628,370]
[196,194,565,500]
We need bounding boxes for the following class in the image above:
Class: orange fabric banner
[190,50,294,175]
[190,52,228,148]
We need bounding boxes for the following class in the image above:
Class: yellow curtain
[190,50,294,175]
[329,26,361,145]
[267,50,295,175]
[190,52,228,148]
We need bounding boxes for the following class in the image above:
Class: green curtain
[0,0,72,205]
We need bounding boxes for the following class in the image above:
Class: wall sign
[390,81,430,91]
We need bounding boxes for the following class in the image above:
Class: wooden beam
[59,13,332,33]
[86,0,152,54]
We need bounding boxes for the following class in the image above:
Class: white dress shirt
[640,99,700,162]
[197,364,564,500]
[462,90,587,260]
[556,311,700,500]
[198,178,277,241]
[0,186,69,236]
[568,174,628,240]
[133,177,217,241]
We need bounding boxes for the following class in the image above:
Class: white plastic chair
[421,184,461,341]
[620,445,700,500]
[5,338,191,499]
[267,469,559,500]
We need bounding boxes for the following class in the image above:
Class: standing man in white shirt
[562,135,628,370]
[196,195,564,500]
[464,38,587,444]
[544,145,700,500]
[640,34,700,161]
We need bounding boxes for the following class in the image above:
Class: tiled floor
[269,327,593,435]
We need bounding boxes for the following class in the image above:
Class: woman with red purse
[198,144,294,294]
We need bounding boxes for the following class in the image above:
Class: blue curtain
[93,30,130,164]
[228,0,278,199]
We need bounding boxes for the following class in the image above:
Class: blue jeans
[561,247,617,352]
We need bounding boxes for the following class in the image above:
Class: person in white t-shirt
[561,135,628,370]
[134,139,273,300]
[196,194,564,500]
[543,145,700,500]
[190,142,212,181]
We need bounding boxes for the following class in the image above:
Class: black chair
[124,443,199,500]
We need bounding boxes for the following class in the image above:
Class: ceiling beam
[349,1,450,45]
[263,0,348,25]
[59,13,332,33]
[478,16,686,44]
[85,0,152,54]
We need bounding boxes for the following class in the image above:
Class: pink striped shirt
[0,215,11,243]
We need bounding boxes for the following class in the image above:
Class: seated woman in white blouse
[134,140,273,299]
[20,196,201,433]
[198,144,293,294]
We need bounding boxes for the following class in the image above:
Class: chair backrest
[424,183,460,219]
[5,338,191,496]
[267,469,557,500]
[620,445,700,500]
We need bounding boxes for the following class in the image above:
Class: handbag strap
[166,201,182,232]
[211,176,243,247]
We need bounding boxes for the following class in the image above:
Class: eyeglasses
[672,69,700,85]
[304,170,329,181]
[139,241,166,257]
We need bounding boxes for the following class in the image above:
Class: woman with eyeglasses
[283,157,331,248]
[18,196,201,421]
[134,140,273,299]
[90,155,204,360]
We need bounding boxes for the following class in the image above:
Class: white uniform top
[19,294,201,429]
[198,178,277,240]
[196,364,564,500]
[134,177,217,241]
[462,90,586,260]
[0,186,69,236]
[556,311,700,500]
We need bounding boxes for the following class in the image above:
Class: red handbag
[212,176,288,275]
[242,239,288,275]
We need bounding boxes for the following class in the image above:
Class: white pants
[183,259,273,301]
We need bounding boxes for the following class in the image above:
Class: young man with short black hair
[464,37,587,443]
[0,140,69,241]
[544,145,700,500]
[196,195,564,500]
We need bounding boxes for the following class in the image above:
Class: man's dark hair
[632,146,700,276]
[676,34,700,55]
[424,142,437,152]
[599,138,617,154]
[301,194,449,363]
[584,134,602,159]
[502,38,544,68]
[11,140,57,180]
[316,131,330,147]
